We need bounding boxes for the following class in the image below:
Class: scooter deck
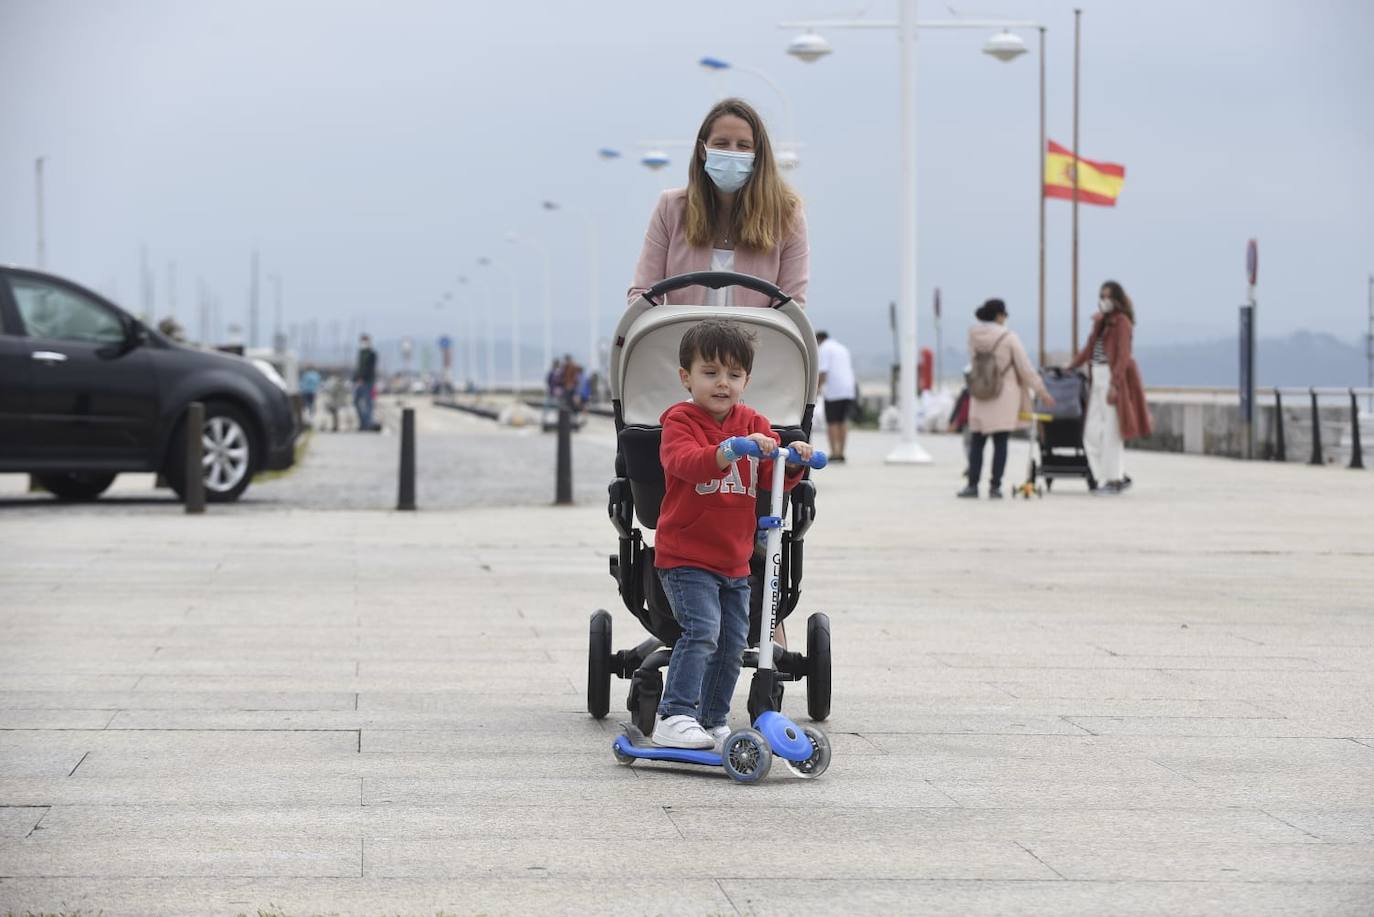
[614,724,722,767]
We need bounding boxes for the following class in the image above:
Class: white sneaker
[651,715,713,749]
[707,725,732,751]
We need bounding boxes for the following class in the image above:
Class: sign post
[1241,239,1258,460]
[933,287,943,388]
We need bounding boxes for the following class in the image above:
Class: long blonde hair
[684,98,800,252]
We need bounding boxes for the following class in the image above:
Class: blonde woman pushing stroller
[628,97,809,309]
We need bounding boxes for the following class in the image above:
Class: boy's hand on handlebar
[788,441,816,464]
[746,433,779,456]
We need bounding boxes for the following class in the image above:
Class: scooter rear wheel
[588,610,612,719]
[722,729,772,784]
[806,613,832,722]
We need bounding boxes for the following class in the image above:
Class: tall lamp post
[475,258,498,392]
[541,200,602,374]
[456,276,473,391]
[783,7,1046,462]
[507,231,553,381]
[34,156,46,269]
[479,256,520,393]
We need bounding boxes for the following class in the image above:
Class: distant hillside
[1136,331,1369,388]
[853,332,1371,390]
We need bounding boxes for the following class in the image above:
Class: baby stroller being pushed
[1023,367,1096,494]
[589,271,833,743]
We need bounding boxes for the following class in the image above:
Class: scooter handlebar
[721,437,827,469]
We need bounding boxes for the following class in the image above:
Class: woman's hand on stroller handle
[720,436,827,469]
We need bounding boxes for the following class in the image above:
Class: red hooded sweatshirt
[655,401,804,578]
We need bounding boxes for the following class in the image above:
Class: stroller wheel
[784,725,831,779]
[587,610,612,719]
[806,613,832,722]
[722,729,773,784]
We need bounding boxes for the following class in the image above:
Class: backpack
[968,331,1011,400]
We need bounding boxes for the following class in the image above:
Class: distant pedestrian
[299,366,321,421]
[815,331,857,462]
[559,354,583,411]
[959,299,1054,499]
[1068,280,1151,494]
[353,334,378,432]
[323,374,350,432]
[545,357,564,403]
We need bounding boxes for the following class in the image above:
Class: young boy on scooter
[652,320,814,749]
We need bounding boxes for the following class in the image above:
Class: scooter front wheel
[722,728,773,784]
[784,725,831,779]
[611,738,636,766]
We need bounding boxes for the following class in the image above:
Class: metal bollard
[398,407,416,510]
[1273,389,1286,462]
[1308,388,1323,466]
[1350,389,1364,470]
[555,406,573,505]
[185,401,206,514]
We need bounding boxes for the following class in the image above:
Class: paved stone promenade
[1,400,1372,915]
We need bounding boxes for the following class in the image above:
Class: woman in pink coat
[959,299,1054,499]
[628,98,809,308]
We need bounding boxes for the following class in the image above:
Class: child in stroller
[589,271,834,746]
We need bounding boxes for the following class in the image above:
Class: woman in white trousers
[1068,281,1153,494]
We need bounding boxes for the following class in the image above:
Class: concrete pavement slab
[2,410,1372,914]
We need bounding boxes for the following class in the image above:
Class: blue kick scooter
[611,438,831,783]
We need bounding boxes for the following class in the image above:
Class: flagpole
[1037,26,1046,367]
[1071,8,1081,352]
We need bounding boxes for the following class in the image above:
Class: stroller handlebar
[643,271,792,309]
[722,436,827,469]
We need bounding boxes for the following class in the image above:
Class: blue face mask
[703,148,754,193]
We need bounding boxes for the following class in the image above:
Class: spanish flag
[1044,140,1125,206]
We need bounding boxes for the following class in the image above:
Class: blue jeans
[353,383,374,430]
[657,566,750,729]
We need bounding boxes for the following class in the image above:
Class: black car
[0,266,298,502]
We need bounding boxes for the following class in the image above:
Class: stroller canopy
[610,297,818,428]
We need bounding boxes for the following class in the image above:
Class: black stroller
[587,271,833,736]
[1023,367,1097,494]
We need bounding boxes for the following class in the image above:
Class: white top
[705,249,735,309]
[817,337,857,401]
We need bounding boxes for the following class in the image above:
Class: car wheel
[34,472,117,502]
[166,401,258,503]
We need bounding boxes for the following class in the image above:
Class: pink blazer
[627,188,809,308]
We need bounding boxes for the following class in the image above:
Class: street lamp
[457,275,475,391]
[543,199,602,374]
[479,255,520,394]
[783,7,1047,461]
[786,32,833,62]
[640,150,671,170]
[506,230,553,382]
[982,30,1027,61]
[699,56,801,169]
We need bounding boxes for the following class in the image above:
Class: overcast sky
[2,0,1371,372]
